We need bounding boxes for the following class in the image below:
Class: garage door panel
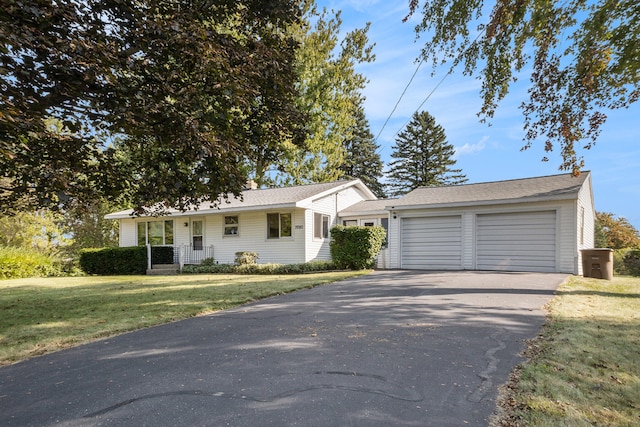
[401,216,462,270]
[476,211,556,272]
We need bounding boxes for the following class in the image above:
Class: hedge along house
[384,172,595,274]
[104,180,377,268]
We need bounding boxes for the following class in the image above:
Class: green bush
[235,251,258,265]
[330,225,386,270]
[181,260,338,275]
[623,249,640,276]
[200,257,216,266]
[151,246,174,264]
[0,246,58,279]
[79,246,147,275]
[613,249,630,275]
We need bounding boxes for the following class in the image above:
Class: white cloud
[454,137,488,158]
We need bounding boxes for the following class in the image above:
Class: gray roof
[339,199,397,215]
[390,172,590,210]
[106,180,374,219]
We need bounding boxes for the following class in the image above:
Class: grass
[493,276,640,426]
[0,271,368,366]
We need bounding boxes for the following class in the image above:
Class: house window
[224,216,239,236]
[343,220,357,226]
[267,213,292,239]
[314,213,329,239]
[381,217,389,248]
[192,220,203,250]
[137,220,174,246]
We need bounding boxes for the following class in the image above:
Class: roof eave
[387,193,580,211]
[338,210,389,217]
[105,203,299,220]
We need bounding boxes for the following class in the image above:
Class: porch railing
[177,245,214,269]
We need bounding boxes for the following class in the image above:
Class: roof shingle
[390,172,590,209]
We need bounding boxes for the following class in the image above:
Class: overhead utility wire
[373,57,424,143]
[378,30,485,144]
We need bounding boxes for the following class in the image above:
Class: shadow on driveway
[0,270,567,426]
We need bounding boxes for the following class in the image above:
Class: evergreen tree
[339,105,386,198]
[272,1,375,185]
[386,111,467,196]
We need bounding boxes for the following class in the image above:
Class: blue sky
[318,1,640,230]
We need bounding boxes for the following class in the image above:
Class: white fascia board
[299,179,376,208]
[105,203,298,220]
[387,194,580,211]
[338,209,389,217]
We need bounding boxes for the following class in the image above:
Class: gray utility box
[581,248,614,280]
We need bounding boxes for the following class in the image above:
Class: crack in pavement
[467,329,508,403]
[83,370,424,418]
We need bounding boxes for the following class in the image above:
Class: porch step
[147,263,180,275]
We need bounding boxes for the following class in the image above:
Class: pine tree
[339,105,386,198]
[386,111,467,196]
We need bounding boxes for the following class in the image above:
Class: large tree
[406,0,640,175]
[339,104,386,198]
[1,0,304,214]
[595,212,640,249]
[264,1,375,185]
[386,111,467,196]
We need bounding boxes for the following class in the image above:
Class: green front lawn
[493,276,640,426]
[0,271,368,366]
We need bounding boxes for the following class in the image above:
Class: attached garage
[401,216,462,270]
[476,211,556,272]
[385,172,595,274]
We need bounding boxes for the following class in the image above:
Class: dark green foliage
[200,257,216,267]
[0,246,57,279]
[623,249,640,277]
[613,249,629,276]
[339,104,386,197]
[386,111,467,196]
[151,246,174,265]
[330,225,386,270]
[1,1,304,213]
[79,247,146,275]
[181,260,337,275]
[235,252,259,265]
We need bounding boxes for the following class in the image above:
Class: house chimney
[245,179,258,190]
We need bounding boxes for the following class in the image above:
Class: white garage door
[401,216,462,270]
[476,211,556,272]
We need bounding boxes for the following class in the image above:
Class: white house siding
[306,194,338,262]
[335,187,368,211]
[389,199,581,274]
[576,180,595,275]
[190,209,308,265]
[175,218,192,247]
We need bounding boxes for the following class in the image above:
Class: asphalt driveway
[0,270,567,426]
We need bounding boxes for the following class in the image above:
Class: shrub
[0,246,58,279]
[200,257,216,266]
[151,246,174,264]
[613,249,630,275]
[623,249,640,276]
[181,263,235,274]
[181,260,338,275]
[235,251,258,265]
[330,225,386,270]
[79,246,147,275]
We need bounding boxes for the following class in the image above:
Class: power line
[376,31,485,147]
[373,57,424,143]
